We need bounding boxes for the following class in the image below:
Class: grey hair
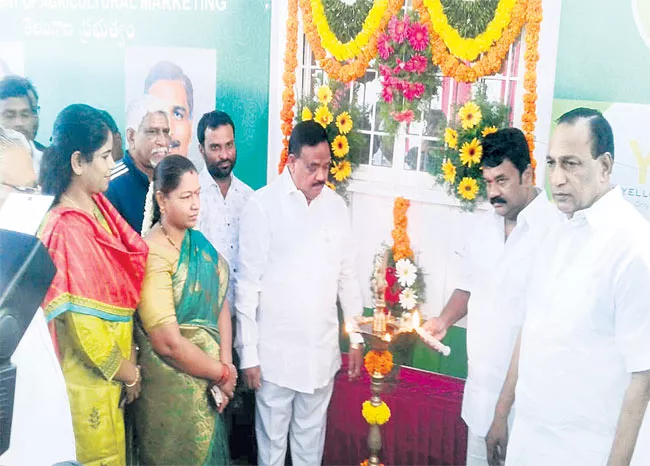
[125,94,170,132]
[0,126,30,154]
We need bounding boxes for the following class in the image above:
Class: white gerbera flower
[399,288,418,311]
[395,258,417,288]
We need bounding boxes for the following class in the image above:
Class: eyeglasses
[0,182,40,194]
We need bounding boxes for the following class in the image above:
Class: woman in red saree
[38,104,148,466]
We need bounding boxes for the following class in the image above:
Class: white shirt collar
[569,185,620,229]
[489,188,551,233]
[199,166,242,199]
[280,167,299,195]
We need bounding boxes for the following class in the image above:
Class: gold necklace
[160,223,181,252]
[61,193,93,214]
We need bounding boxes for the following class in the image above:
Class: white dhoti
[255,378,335,466]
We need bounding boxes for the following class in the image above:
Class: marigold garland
[422,0,517,61]
[362,400,391,425]
[360,461,385,466]
[522,0,542,182]
[391,197,414,262]
[300,0,405,83]
[414,0,527,82]
[364,350,394,376]
[279,0,299,174]
[311,0,390,62]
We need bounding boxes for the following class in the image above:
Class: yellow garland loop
[362,400,391,425]
[422,0,517,62]
[311,0,390,62]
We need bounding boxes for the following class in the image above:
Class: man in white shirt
[491,108,650,466]
[196,110,253,306]
[422,128,560,466]
[0,127,77,465]
[235,120,364,466]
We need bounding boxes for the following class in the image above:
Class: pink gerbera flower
[379,64,393,80]
[405,54,428,74]
[408,22,429,52]
[412,82,425,99]
[377,34,393,60]
[391,109,415,124]
[403,84,417,102]
[381,86,394,103]
[388,15,409,44]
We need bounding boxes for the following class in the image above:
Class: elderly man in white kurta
[235,120,364,466]
[423,128,561,466]
[493,108,650,466]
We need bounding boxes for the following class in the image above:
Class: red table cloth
[323,355,468,466]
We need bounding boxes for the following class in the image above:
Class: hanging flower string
[310,0,390,61]
[522,0,542,182]
[300,0,404,83]
[278,0,299,174]
[413,0,527,83]
[421,0,517,61]
[377,10,440,131]
[392,197,414,262]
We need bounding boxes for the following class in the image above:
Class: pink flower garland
[377,11,439,126]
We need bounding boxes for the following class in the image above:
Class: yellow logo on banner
[630,140,650,184]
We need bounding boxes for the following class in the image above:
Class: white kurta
[459,191,561,438]
[235,169,363,394]
[507,187,650,465]
[196,168,253,305]
[0,309,76,465]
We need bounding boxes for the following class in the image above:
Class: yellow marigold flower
[331,135,350,158]
[336,111,353,134]
[482,126,498,137]
[444,127,458,149]
[326,181,336,190]
[317,85,333,105]
[314,105,333,128]
[458,177,479,201]
[458,101,482,130]
[301,107,313,122]
[362,400,391,426]
[460,138,483,167]
[331,160,352,181]
[442,159,456,184]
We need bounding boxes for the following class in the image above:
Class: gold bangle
[125,366,140,388]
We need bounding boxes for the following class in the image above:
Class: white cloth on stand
[255,378,334,466]
[0,309,76,465]
[507,187,650,465]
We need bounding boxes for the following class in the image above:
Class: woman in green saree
[134,155,237,465]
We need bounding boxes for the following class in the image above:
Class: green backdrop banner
[0,0,271,189]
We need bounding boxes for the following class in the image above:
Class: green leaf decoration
[321,0,374,43]
[440,0,501,39]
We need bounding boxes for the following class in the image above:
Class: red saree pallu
[40,193,148,348]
